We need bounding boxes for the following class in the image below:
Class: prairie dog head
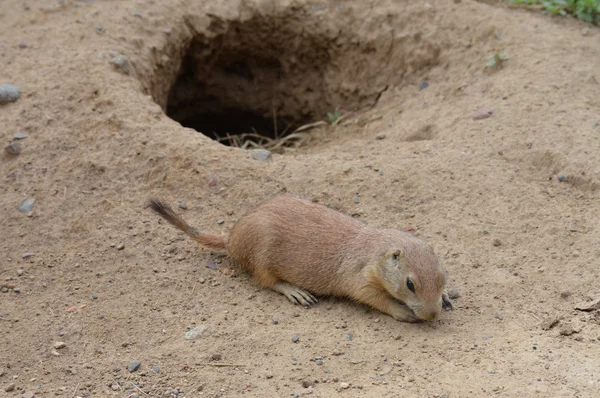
[378,239,447,321]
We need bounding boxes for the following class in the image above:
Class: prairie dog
[149,195,452,322]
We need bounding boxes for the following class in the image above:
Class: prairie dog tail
[148,198,228,250]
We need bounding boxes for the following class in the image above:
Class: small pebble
[206,261,218,270]
[340,382,350,389]
[378,169,384,176]
[13,288,20,293]
[353,195,360,204]
[271,317,279,325]
[315,359,324,366]
[557,173,568,182]
[2,288,8,293]
[346,333,353,341]
[13,132,27,140]
[217,219,224,225]
[0,368,4,377]
[92,295,98,300]
[332,348,343,356]
[184,325,207,340]
[153,366,160,373]
[250,149,271,162]
[22,252,34,259]
[5,142,21,155]
[559,325,578,336]
[291,335,300,343]
[18,42,28,48]
[21,391,34,398]
[375,133,386,140]
[495,314,504,320]
[95,25,104,33]
[560,291,571,298]
[110,384,119,391]
[447,288,460,300]
[116,243,125,250]
[569,225,579,232]
[211,353,222,361]
[110,55,130,74]
[19,197,35,213]
[128,360,141,372]
[54,341,66,349]
[98,314,105,319]
[5,383,16,392]
[0,83,21,104]
[418,81,429,91]
[492,239,502,247]
[178,201,187,209]
[473,108,494,120]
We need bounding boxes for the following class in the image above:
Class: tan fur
[148,195,451,322]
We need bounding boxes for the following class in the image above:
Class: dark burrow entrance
[165,39,307,149]
[161,8,442,150]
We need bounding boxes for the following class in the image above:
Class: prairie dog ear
[386,248,405,265]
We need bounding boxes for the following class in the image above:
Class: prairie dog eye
[406,279,415,293]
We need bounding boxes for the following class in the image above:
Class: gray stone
[177,201,187,209]
[185,325,207,340]
[557,173,568,182]
[250,149,271,161]
[110,55,130,74]
[0,84,21,104]
[291,335,300,343]
[5,383,15,392]
[19,197,35,213]
[128,360,141,372]
[5,142,21,155]
[447,288,460,300]
[13,132,27,140]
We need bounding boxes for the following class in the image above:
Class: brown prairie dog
[149,195,452,322]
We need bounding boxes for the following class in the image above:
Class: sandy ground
[1,0,600,397]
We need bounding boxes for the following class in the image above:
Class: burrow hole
[163,10,441,149]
